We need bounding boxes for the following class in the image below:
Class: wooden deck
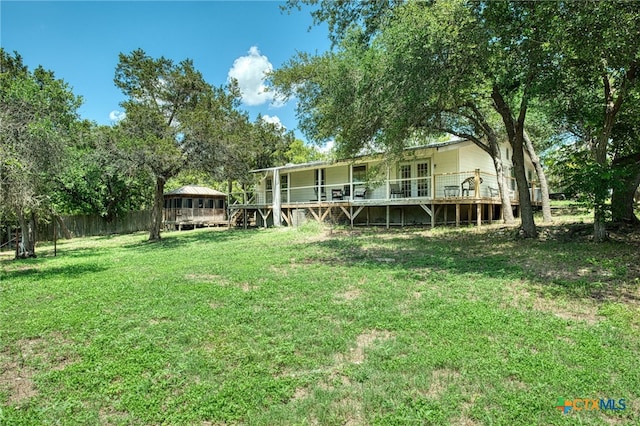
[229,195,534,228]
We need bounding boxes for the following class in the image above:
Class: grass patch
[1,223,639,425]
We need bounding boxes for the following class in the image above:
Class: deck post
[386,166,390,199]
[530,181,536,202]
[431,203,435,228]
[350,205,354,229]
[272,168,282,227]
[386,205,390,229]
[477,203,482,227]
[455,203,460,227]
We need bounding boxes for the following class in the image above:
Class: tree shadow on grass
[303,226,640,305]
[303,229,521,278]
[121,227,262,253]
[1,262,108,280]
[33,228,260,259]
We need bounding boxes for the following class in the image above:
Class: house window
[400,164,411,196]
[207,199,214,209]
[217,199,224,209]
[185,198,193,208]
[417,162,430,197]
[353,165,366,183]
[198,198,204,208]
[266,178,273,191]
[281,174,288,190]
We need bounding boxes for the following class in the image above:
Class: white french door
[398,160,431,197]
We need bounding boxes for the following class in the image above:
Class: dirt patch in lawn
[1,333,75,405]
[501,280,602,325]
[184,273,227,283]
[0,358,37,404]
[422,368,462,399]
[335,287,363,301]
[336,330,394,365]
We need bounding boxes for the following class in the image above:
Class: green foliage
[284,138,325,164]
[52,123,152,220]
[0,48,82,255]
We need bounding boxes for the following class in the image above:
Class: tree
[0,49,81,257]
[115,49,218,241]
[285,138,324,164]
[542,1,639,240]
[53,123,151,220]
[276,1,564,229]
[610,92,640,225]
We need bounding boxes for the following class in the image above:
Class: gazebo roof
[164,185,226,197]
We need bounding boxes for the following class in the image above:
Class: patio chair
[331,188,344,200]
[354,187,367,199]
[461,176,483,197]
[390,183,404,198]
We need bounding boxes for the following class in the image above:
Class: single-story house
[163,185,227,230]
[229,138,542,228]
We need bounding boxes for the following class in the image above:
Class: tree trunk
[512,134,537,237]
[149,176,166,241]
[489,143,515,224]
[523,131,552,223]
[591,68,636,241]
[16,209,37,258]
[611,163,640,225]
[448,104,515,224]
[491,86,537,237]
[55,214,73,239]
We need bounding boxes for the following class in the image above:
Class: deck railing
[229,171,541,206]
[163,207,226,222]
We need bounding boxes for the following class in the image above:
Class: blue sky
[1,1,330,143]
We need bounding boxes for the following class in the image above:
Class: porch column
[386,165,390,199]
[273,168,282,227]
[474,169,481,199]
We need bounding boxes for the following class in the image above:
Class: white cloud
[319,140,335,154]
[261,114,284,129]
[228,46,281,107]
[109,110,126,122]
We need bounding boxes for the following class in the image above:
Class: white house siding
[433,149,458,174]
[289,169,315,202]
[458,142,493,173]
[326,165,349,198]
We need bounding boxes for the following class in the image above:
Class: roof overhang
[250,138,469,175]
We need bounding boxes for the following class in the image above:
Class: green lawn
[1,221,638,425]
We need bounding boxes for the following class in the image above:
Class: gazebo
[163,185,227,230]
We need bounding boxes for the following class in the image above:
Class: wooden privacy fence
[39,210,151,240]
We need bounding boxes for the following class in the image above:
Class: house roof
[250,137,469,174]
[164,185,227,197]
